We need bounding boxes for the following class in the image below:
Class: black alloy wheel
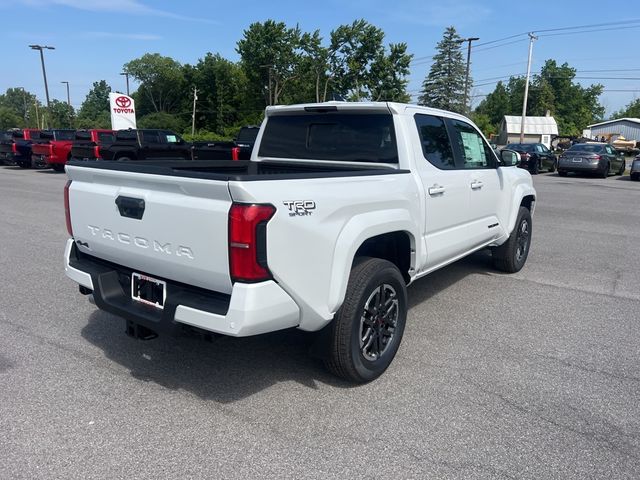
[359,284,399,361]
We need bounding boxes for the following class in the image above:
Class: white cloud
[18,0,216,23]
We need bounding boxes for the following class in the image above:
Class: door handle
[428,185,445,195]
[470,180,484,190]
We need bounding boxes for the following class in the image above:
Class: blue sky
[3,0,640,115]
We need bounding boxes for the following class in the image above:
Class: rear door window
[258,113,398,163]
[414,114,455,170]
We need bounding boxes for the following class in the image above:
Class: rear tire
[17,161,30,169]
[558,170,568,177]
[492,206,532,273]
[51,164,65,172]
[617,160,626,176]
[600,163,609,178]
[324,257,407,383]
[548,159,556,173]
[116,156,133,162]
[631,173,639,181]
[530,159,539,175]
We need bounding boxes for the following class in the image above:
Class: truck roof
[265,101,472,123]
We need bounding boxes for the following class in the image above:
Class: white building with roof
[498,115,559,148]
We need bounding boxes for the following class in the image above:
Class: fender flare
[506,184,536,234]
[326,208,418,314]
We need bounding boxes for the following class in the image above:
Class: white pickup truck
[63,102,535,383]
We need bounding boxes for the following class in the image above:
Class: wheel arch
[326,210,418,315]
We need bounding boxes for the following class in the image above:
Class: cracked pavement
[0,167,639,479]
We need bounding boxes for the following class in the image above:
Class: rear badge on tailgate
[131,272,166,309]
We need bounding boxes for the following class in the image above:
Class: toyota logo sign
[115,96,132,108]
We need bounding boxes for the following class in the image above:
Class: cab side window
[448,119,497,169]
[414,114,456,170]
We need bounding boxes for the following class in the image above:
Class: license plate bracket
[131,272,166,309]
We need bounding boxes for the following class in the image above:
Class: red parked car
[0,129,42,167]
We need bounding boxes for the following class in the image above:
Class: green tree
[237,20,303,106]
[612,98,640,119]
[137,112,187,132]
[185,53,252,135]
[123,53,186,114]
[45,100,75,128]
[418,26,466,113]
[77,80,111,126]
[0,106,22,129]
[329,20,412,102]
[0,88,40,127]
[475,81,511,126]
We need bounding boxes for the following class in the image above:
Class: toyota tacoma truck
[93,129,191,161]
[63,102,535,383]
[31,129,77,169]
[54,129,116,167]
[191,126,260,161]
[0,128,42,167]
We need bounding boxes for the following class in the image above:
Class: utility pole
[520,33,537,143]
[260,64,274,105]
[458,37,480,114]
[191,87,198,135]
[17,87,28,124]
[120,72,130,96]
[29,44,55,108]
[61,81,70,106]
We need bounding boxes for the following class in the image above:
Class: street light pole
[458,37,480,114]
[520,33,538,143]
[120,72,130,96]
[29,45,55,108]
[61,81,70,106]
[191,87,198,136]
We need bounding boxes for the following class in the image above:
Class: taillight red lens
[64,180,73,236]
[11,143,16,153]
[593,155,601,160]
[228,203,275,282]
[231,146,240,161]
[93,145,101,159]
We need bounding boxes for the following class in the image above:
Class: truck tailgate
[65,165,234,294]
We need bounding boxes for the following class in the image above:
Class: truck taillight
[49,144,54,155]
[93,145,101,159]
[64,180,73,236]
[11,143,16,153]
[231,146,240,161]
[228,203,275,283]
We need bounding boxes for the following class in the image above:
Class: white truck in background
[64,102,535,383]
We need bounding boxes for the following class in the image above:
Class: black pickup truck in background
[93,129,191,161]
[191,126,259,161]
[0,129,42,167]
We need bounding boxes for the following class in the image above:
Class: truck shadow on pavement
[80,250,496,402]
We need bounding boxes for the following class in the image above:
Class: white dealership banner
[109,93,137,130]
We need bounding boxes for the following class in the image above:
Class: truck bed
[67,159,407,181]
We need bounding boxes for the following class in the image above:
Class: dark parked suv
[557,143,626,178]
[505,143,556,174]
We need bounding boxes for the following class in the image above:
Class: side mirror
[500,149,521,167]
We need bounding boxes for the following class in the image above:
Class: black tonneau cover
[66,159,408,182]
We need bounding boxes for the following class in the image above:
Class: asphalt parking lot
[1,166,639,479]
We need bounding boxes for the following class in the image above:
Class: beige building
[498,115,559,148]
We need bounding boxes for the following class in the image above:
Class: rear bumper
[64,239,300,337]
[558,160,601,172]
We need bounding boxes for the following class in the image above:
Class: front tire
[558,170,568,177]
[324,257,407,383]
[631,173,639,181]
[492,206,532,273]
